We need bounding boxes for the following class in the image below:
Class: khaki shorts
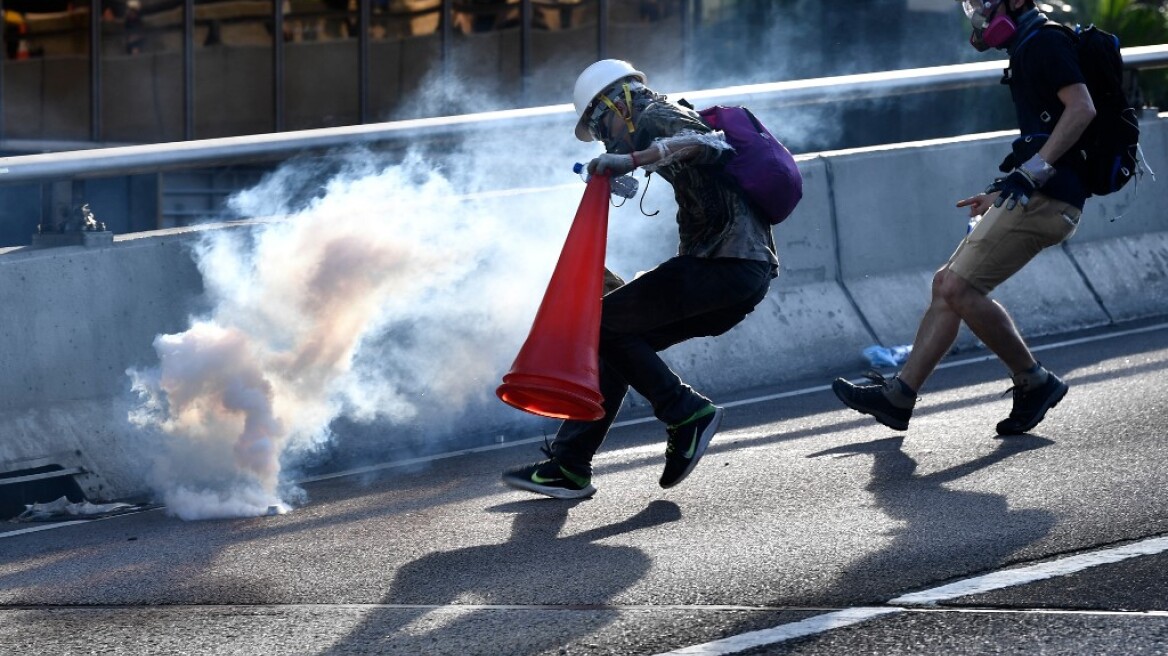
[947,192,1081,294]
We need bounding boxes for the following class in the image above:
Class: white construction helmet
[572,59,646,142]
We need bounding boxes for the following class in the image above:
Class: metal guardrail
[2,43,1167,239]
[2,45,1168,185]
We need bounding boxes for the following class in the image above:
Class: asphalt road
[2,319,1167,655]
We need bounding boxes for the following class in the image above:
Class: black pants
[550,255,773,475]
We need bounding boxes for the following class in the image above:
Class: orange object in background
[496,174,611,421]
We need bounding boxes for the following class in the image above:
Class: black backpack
[1016,23,1141,196]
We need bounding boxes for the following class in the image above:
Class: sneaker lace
[1002,383,1039,399]
[862,370,889,385]
[539,435,555,461]
[664,424,680,455]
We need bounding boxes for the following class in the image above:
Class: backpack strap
[1008,22,1079,132]
[1013,20,1076,56]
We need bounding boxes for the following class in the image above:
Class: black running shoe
[832,372,913,431]
[996,371,1068,436]
[502,457,595,499]
[660,404,723,489]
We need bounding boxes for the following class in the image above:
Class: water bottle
[573,162,639,199]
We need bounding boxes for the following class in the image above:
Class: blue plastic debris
[862,344,912,368]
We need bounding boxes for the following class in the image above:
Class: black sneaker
[832,372,913,431]
[502,457,595,499]
[660,404,723,489]
[996,371,1068,436]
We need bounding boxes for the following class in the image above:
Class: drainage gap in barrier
[0,465,87,521]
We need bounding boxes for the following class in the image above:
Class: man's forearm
[1037,84,1097,166]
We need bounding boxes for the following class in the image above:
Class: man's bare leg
[833,268,1054,431]
[935,269,1036,376]
[897,269,965,392]
[827,269,967,429]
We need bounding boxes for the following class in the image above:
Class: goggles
[585,99,611,141]
[961,0,1001,29]
[585,82,640,142]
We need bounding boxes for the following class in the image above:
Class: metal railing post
[184,0,195,139]
[680,0,693,88]
[441,0,452,80]
[89,0,101,141]
[597,0,608,59]
[359,0,371,124]
[0,0,5,140]
[520,0,532,104]
[274,0,286,132]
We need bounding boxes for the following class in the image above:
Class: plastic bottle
[573,162,639,199]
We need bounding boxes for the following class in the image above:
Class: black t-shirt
[1006,24,1090,208]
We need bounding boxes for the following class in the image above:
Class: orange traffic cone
[496,174,611,421]
[14,21,29,60]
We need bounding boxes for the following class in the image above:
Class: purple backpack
[697,105,803,225]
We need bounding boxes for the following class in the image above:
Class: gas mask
[962,0,1016,51]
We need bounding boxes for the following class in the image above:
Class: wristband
[1020,154,1056,186]
[629,151,638,168]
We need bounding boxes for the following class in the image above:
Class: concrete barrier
[826,134,1116,352]
[2,119,1165,503]
[1062,111,1168,324]
[0,228,208,502]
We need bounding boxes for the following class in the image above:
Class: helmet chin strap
[598,83,637,137]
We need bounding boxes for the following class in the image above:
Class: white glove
[589,153,635,176]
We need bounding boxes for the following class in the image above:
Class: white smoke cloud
[127,145,622,521]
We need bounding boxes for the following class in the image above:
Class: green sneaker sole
[501,474,596,499]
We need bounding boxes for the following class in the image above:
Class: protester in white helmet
[832,0,1096,435]
[502,59,779,499]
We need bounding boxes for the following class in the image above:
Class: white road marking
[0,521,90,537]
[652,607,903,655]
[652,533,1168,655]
[890,535,1168,605]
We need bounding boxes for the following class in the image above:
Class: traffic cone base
[497,372,604,421]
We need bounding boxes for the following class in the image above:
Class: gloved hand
[997,152,1019,173]
[987,154,1055,211]
[986,169,1039,210]
[589,153,635,176]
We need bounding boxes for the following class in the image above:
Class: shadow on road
[317,499,681,655]
[804,435,1057,605]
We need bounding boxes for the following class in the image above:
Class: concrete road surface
[2,319,1167,655]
